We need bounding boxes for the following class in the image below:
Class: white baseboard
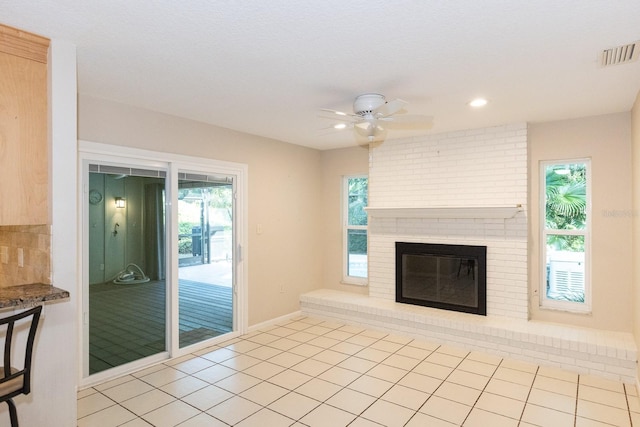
[247,310,302,333]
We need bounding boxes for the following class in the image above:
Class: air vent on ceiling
[600,42,639,67]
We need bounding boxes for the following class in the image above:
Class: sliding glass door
[81,147,245,383]
[177,172,234,348]
[87,165,167,375]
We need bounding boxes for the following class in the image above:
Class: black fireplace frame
[396,242,487,315]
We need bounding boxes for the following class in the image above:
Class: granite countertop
[0,283,70,309]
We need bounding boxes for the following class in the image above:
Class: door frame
[78,140,249,387]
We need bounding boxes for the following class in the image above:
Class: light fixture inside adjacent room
[115,197,126,208]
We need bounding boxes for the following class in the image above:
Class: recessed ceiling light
[334,123,347,129]
[469,98,488,108]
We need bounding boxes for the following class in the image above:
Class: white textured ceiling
[2,1,640,150]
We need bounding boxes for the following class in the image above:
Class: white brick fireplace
[366,123,528,319]
[301,123,637,383]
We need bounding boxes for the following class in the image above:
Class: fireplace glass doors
[396,242,487,315]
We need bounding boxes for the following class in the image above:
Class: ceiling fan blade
[317,122,357,137]
[322,116,359,124]
[332,122,355,130]
[380,114,434,129]
[374,98,408,117]
[319,108,357,118]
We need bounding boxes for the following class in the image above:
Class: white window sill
[341,278,368,287]
[539,304,592,315]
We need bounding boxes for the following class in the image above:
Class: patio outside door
[177,172,234,348]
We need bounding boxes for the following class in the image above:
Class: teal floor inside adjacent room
[89,279,232,374]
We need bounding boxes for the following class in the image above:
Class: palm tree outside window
[541,160,590,311]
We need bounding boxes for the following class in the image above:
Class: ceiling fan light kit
[322,93,433,144]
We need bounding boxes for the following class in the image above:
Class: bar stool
[0,305,42,427]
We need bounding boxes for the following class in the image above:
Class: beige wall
[78,95,323,326]
[78,94,639,334]
[319,146,370,294]
[631,91,640,379]
[529,113,633,331]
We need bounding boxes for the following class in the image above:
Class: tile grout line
[284,319,408,424]
[625,384,635,427]
[574,374,579,427]
[520,365,539,427]
[259,319,429,425]
[431,346,469,421]
[270,322,364,423]
[341,338,438,426]
[235,318,380,424]
[459,351,505,426]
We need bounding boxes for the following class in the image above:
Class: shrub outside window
[344,176,368,284]
[541,160,590,312]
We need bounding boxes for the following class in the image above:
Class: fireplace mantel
[364,205,523,219]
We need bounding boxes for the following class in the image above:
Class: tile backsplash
[0,225,51,287]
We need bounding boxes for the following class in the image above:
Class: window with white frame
[343,175,368,284]
[541,160,590,311]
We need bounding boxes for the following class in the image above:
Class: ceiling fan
[321,93,433,143]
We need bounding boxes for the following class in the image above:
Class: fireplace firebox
[396,242,487,315]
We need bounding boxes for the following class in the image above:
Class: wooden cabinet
[0,24,49,225]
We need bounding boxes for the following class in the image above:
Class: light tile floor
[77,316,640,427]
